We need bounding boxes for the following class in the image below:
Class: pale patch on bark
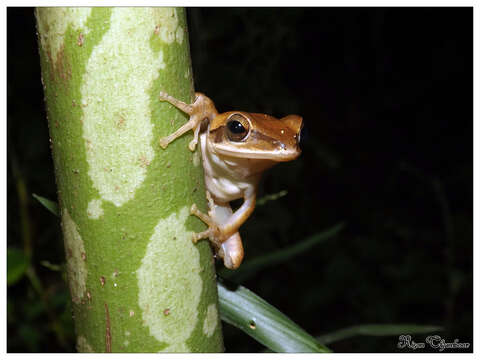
[153,8,184,44]
[81,8,165,207]
[160,342,190,353]
[192,150,201,167]
[137,207,203,352]
[203,303,219,337]
[123,330,131,347]
[76,335,95,352]
[36,7,92,69]
[62,208,87,304]
[176,26,185,44]
[87,198,104,219]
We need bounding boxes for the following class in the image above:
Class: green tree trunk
[35,7,223,353]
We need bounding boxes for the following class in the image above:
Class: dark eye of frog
[226,114,250,142]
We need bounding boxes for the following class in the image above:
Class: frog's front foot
[189,203,224,247]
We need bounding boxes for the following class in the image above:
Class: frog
[158,91,302,269]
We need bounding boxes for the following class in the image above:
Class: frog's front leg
[189,191,220,243]
[158,91,218,151]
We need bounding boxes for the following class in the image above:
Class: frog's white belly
[199,132,255,202]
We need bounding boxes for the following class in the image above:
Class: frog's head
[208,111,303,161]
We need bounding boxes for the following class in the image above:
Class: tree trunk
[35,7,223,352]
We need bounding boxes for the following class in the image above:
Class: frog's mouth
[213,142,301,161]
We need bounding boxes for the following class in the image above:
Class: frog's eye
[226,114,250,142]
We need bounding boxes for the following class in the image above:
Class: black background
[7,7,472,352]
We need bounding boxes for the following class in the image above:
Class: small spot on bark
[138,154,150,168]
[77,33,85,46]
[105,303,112,352]
[55,44,72,85]
[115,115,126,129]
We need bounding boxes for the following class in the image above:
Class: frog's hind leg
[219,233,244,270]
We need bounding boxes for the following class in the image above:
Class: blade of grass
[218,279,331,353]
[256,190,288,206]
[7,248,29,286]
[23,194,68,347]
[40,260,63,272]
[32,193,59,217]
[317,324,444,345]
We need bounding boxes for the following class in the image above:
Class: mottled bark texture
[36,7,223,352]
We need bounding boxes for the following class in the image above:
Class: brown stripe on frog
[211,126,286,150]
[250,129,286,150]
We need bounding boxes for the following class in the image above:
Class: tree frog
[158,91,302,269]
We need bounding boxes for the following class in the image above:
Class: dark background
[7,7,472,352]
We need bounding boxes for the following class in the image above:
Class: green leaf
[7,248,29,286]
[220,222,345,281]
[32,193,59,217]
[317,324,444,345]
[218,279,331,353]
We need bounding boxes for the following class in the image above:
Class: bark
[35,7,223,352]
